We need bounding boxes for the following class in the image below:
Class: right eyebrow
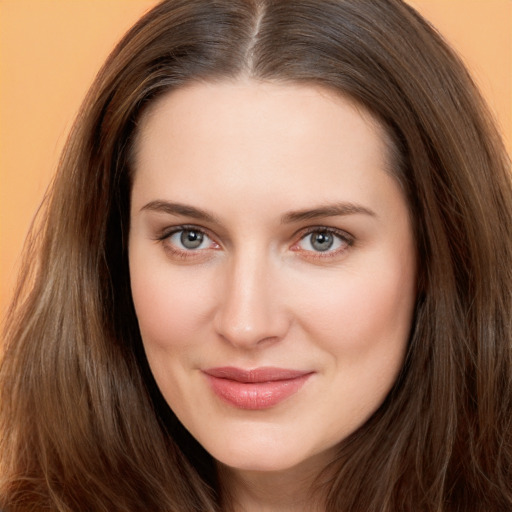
[140,200,220,224]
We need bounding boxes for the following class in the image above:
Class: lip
[203,367,313,410]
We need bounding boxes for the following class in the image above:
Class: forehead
[133,80,392,160]
[130,80,400,217]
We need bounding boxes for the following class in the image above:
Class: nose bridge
[214,244,288,347]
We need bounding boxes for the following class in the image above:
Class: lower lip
[204,374,312,410]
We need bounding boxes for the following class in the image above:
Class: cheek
[129,260,214,351]
[129,261,216,409]
[293,253,416,358]
[298,258,415,424]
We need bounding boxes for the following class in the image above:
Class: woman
[1,0,511,510]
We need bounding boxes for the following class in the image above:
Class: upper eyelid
[157,224,215,241]
[294,225,354,242]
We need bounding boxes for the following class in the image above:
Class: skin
[129,80,417,511]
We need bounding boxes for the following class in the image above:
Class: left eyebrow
[281,202,377,224]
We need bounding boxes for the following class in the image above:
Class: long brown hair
[1,1,511,510]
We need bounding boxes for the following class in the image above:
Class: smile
[202,367,313,410]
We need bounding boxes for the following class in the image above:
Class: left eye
[168,228,213,250]
[297,230,349,253]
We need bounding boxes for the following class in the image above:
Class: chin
[204,435,331,474]
[221,455,299,473]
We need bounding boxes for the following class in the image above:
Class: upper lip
[203,366,312,383]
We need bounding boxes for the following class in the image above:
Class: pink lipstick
[203,367,312,410]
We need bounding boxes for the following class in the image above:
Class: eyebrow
[280,202,376,223]
[140,200,376,224]
[140,200,220,223]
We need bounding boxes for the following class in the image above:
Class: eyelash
[155,225,354,260]
[156,225,219,260]
[291,226,354,259]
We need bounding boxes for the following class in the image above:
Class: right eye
[166,228,217,251]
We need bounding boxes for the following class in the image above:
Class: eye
[167,228,215,250]
[155,225,220,262]
[293,228,352,255]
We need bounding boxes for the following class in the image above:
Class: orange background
[1,0,511,322]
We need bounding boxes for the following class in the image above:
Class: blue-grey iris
[181,230,203,249]
[311,232,334,251]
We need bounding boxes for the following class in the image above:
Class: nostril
[213,301,290,349]
[215,320,281,349]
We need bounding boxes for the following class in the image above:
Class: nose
[213,251,291,349]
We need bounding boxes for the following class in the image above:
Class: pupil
[312,232,333,251]
[181,230,203,249]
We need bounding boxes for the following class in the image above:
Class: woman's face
[129,81,417,474]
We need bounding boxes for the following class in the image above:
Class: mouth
[202,367,314,410]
